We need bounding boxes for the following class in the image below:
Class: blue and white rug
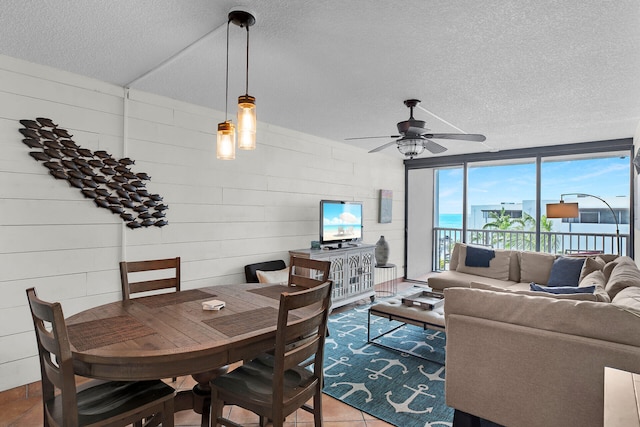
[323,300,453,427]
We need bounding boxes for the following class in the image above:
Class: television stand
[290,245,375,309]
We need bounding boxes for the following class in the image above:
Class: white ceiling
[2,0,639,159]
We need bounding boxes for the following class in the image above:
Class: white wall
[0,54,405,391]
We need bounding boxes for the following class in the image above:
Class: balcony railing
[433,227,628,271]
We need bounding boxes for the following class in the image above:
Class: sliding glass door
[404,139,633,278]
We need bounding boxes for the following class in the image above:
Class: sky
[437,155,630,214]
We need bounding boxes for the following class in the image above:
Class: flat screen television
[320,200,363,247]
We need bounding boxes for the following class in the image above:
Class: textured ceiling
[2,0,639,159]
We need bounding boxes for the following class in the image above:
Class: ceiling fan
[345,99,486,159]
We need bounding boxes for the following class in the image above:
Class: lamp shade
[237,94,256,150]
[546,201,579,218]
[216,121,236,160]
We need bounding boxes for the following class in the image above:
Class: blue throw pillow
[546,257,585,287]
[530,283,596,294]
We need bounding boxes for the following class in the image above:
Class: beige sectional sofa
[434,243,640,427]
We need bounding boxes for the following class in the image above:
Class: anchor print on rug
[323,356,351,378]
[385,383,436,414]
[365,358,409,380]
[329,382,373,403]
[419,365,446,382]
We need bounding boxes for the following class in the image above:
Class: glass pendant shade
[216,121,236,160]
[237,94,256,150]
[397,139,425,158]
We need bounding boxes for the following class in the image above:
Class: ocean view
[438,213,462,228]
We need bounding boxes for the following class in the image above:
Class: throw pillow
[256,267,290,285]
[578,256,606,283]
[456,245,510,280]
[464,245,495,267]
[546,257,585,287]
[605,257,640,299]
[611,286,640,313]
[578,270,610,302]
[530,283,596,294]
[519,251,556,285]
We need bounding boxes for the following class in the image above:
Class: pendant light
[231,10,257,150]
[216,18,236,160]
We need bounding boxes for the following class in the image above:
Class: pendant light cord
[225,19,230,121]
[245,26,250,95]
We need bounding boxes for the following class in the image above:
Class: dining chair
[210,280,333,427]
[288,256,331,289]
[25,287,175,427]
[120,257,183,384]
[119,256,181,303]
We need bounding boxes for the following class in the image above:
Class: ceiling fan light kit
[346,99,486,159]
[216,9,256,159]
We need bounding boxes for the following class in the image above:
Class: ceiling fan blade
[423,139,448,154]
[424,133,486,142]
[368,141,397,153]
[345,135,400,141]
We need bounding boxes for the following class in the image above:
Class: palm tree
[479,208,557,251]
[480,208,518,248]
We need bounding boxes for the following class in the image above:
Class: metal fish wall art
[19,118,168,228]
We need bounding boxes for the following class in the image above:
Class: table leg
[174,365,229,427]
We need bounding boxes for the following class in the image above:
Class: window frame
[403,138,634,278]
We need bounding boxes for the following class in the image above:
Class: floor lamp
[546,193,621,255]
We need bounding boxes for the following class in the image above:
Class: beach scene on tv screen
[323,203,362,240]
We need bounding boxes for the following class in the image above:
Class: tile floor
[2,280,422,426]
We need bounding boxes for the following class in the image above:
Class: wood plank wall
[0,54,405,391]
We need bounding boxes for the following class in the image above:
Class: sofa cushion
[519,251,556,285]
[470,281,599,301]
[449,243,461,270]
[611,286,640,313]
[577,270,610,302]
[546,257,585,287]
[456,245,511,280]
[605,257,640,299]
[429,270,517,291]
[578,256,606,283]
[444,286,640,354]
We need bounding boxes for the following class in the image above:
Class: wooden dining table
[65,283,297,426]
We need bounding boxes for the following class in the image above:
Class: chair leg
[210,388,223,427]
[163,396,175,427]
[313,391,322,427]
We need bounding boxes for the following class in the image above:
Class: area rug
[323,300,453,427]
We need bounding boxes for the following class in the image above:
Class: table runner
[67,315,156,351]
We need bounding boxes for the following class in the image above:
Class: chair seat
[47,380,175,426]
[212,354,315,406]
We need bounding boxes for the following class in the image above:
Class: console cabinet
[289,245,376,308]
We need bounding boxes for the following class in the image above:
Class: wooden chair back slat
[120,257,181,302]
[288,256,331,290]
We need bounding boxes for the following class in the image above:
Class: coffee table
[367,291,445,362]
